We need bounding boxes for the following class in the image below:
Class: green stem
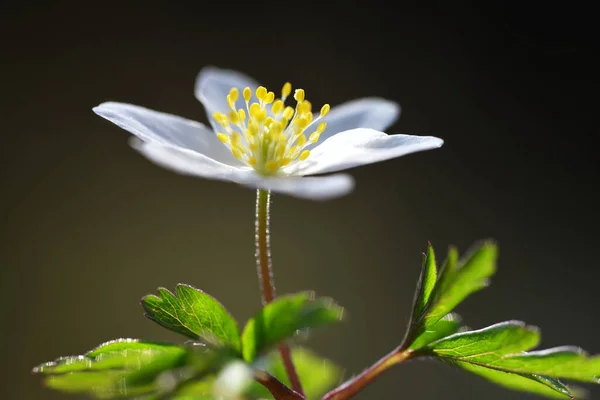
[321,347,412,400]
[255,189,305,397]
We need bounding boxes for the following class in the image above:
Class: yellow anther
[298,100,312,114]
[276,146,285,157]
[283,106,295,120]
[213,112,228,126]
[296,134,307,147]
[228,110,239,124]
[256,86,267,101]
[305,112,313,123]
[317,121,327,134]
[295,117,309,129]
[265,117,274,127]
[217,133,230,143]
[233,149,244,160]
[227,94,236,109]
[299,150,310,160]
[272,100,284,114]
[238,109,246,121]
[294,89,305,102]
[243,87,252,102]
[280,158,292,166]
[320,104,330,117]
[250,143,259,152]
[264,91,275,104]
[229,88,239,102]
[309,132,320,142]
[282,82,292,99]
[265,160,279,172]
[256,109,267,122]
[248,157,257,166]
[249,103,261,118]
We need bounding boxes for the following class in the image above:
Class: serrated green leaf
[142,284,241,352]
[412,243,437,318]
[241,292,344,362]
[409,313,461,351]
[425,321,600,388]
[453,361,573,399]
[424,241,497,327]
[425,320,540,358]
[34,339,189,398]
[34,339,185,375]
[486,346,600,383]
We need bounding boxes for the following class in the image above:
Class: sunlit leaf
[241,292,344,362]
[424,320,541,358]
[412,243,437,318]
[142,284,241,352]
[454,361,573,399]
[424,241,497,328]
[33,339,189,398]
[408,313,460,351]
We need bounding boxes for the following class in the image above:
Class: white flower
[93,67,443,200]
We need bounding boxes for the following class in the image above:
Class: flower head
[212,83,330,176]
[93,67,443,200]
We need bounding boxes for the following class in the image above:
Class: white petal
[195,66,260,130]
[131,139,251,181]
[94,102,242,166]
[311,98,400,148]
[241,174,355,201]
[133,140,354,200]
[288,128,444,176]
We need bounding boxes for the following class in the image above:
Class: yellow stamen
[299,150,310,160]
[282,82,292,99]
[294,89,305,102]
[317,121,327,133]
[243,87,252,102]
[217,133,230,143]
[256,86,267,101]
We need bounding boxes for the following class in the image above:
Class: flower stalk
[255,189,305,396]
[322,347,412,400]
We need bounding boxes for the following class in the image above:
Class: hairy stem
[322,347,412,400]
[255,189,304,396]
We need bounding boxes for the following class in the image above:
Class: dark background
[1,1,598,399]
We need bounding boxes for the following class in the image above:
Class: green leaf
[33,339,189,398]
[142,284,241,352]
[424,320,541,358]
[453,361,573,399]
[409,313,461,351]
[412,243,437,317]
[424,241,497,327]
[426,322,600,383]
[241,292,344,362]
[485,346,600,383]
[423,321,600,397]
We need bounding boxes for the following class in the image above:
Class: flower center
[213,83,329,175]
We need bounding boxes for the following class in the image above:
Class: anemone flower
[93,67,443,200]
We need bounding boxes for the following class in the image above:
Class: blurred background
[1,1,598,399]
